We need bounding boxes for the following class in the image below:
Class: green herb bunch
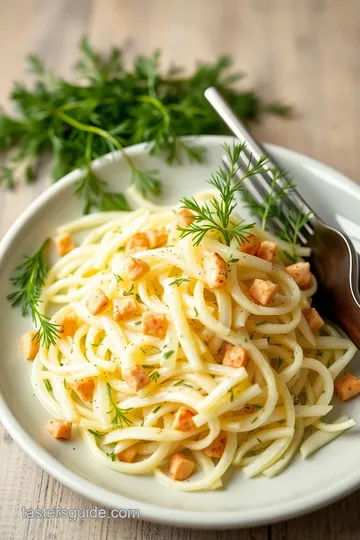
[0,38,290,213]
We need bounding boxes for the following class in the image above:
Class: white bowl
[1,136,360,529]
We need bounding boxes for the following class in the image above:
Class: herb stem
[55,110,134,170]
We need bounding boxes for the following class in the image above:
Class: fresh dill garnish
[0,39,289,210]
[173,379,184,386]
[228,387,235,402]
[106,383,133,427]
[141,364,153,369]
[140,348,147,354]
[183,382,193,388]
[107,450,116,462]
[123,284,135,296]
[163,350,175,360]
[178,142,264,246]
[255,320,268,326]
[44,379,53,393]
[251,416,258,424]
[257,438,262,444]
[194,307,199,317]
[152,405,162,414]
[292,393,301,406]
[241,166,312,261]
[134,320,141,326]
[241,166,291,230]
[149,370,160,383]
[169,277,190,287]
[276,357,284,370]
[113,273,123,283]
[227,256,240,267]
[88,429,105,439]
[7,239,61,348]
[253,404,263,409]
[135,294,142,303]
[74,157,133,214]
[279,209,313,262]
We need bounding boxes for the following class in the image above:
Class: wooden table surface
[1,0,360,538]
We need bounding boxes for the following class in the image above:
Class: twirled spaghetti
[29,191,357,491]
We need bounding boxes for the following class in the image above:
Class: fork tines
[222,151,315,247]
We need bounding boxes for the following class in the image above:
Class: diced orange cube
[123,365,150,391]
[223,344,249,368]
[113,297,138,322]
[87,289,110,315]
[47,419,72,440]
[303,307,324,332]
[125,232,149,252]
[21,331,40,360]
[122,257,150,281]
[285,262,311,289]
[248,278,278,306]
[169,452,195,480]
[72,378,95,402]
[335,373,360,401]
[172,407,195,431]
[145,229,168,249]
[58,313,78,338]
[176,208,195,229]
[55,233,75,257]
[203,432,227,458]
[204,252,227,288]
[142,312,167,338]
[116,445,137,463]
[239,234,260,255]
[257,241,277,262]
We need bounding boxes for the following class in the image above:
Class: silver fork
[204,87,360,347]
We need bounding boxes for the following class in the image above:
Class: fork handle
[205,87,267,164]
[310,221,360,348]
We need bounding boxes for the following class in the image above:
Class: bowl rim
[1,134,360,529]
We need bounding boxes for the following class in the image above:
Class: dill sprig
[0,39,290,212]
[178,142,265,246]
[241,166,312,261]
[169,277,190,287]
[88,429,105,439]
[241,168,292,230]
[106,383,133,427]
[149,370,161,383]
[7,239,61,348]
[279,208,313,262]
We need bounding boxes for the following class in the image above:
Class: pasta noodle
[30,191,357,491]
